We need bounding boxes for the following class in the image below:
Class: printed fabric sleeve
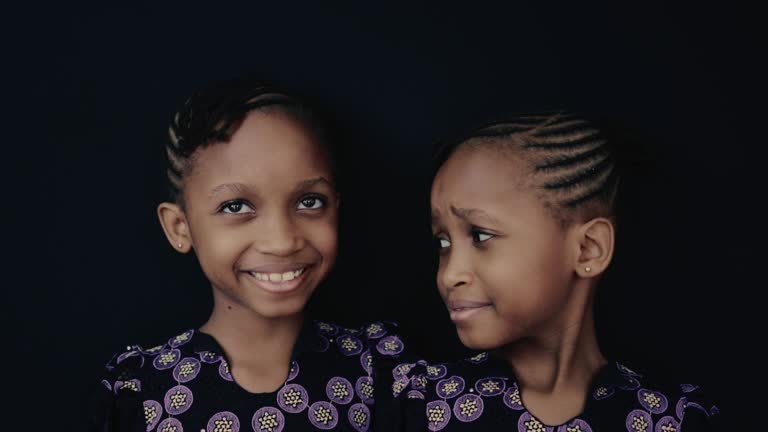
[86,348,145,432]
[679,384,721,432]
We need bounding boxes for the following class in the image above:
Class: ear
[157,202,193,253]
[573,217,615,278]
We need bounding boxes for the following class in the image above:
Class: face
[431,147,578,350]
[181,111,338,319]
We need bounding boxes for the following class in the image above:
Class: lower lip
[449,305,491,322]
[245,267,311,294]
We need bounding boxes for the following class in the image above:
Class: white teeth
[250,267,306,283]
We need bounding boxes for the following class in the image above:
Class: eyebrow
[294,176,335,192]
[432,205,501,226]
[208,182,249,199]
[208,177,335,200]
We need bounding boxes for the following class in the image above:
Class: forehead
[432,147,530,203]
[430,147,556,223]
[187,111,332,187]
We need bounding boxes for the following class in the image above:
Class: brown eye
[297,196,325,210]
[221,201,253,214]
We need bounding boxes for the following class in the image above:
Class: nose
[438,248,473,294]
[254,210,305,257]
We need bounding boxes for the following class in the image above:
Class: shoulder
[89,329,197,431]
[604,361,720,431]
[390,350,499,400]
[383,351,509,431]
[676,382,721,431]
[99,328,197,394]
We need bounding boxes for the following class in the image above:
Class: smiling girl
[88,78,408,432]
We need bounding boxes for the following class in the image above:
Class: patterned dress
[89,320,409,432]
[391,352,720,431]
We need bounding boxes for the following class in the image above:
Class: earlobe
[157,202,192,253]
[575,218,615,278]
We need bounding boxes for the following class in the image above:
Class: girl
[395,113,720,431]
[88,78,409,432]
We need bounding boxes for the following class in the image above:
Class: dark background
[6,2,761,430]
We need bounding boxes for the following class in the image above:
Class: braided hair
[434,112,645,226]
[165,78,333,208]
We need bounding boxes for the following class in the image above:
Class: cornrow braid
[164,78,332,207]
[434,112,634,225]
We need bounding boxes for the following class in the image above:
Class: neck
[497,281,606,397]
[199,287,303,368]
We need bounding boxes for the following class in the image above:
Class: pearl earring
[585,267,591,272]
[177,243,183,248]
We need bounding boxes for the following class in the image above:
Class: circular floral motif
[307,401,338,430]
[474,377,506,396]
[326,377,354,404]
[503,383,524,411]
[376,335,404,356]
[173,357,201,383]
[626,409,653,432]
[143,400,162,430]
[436,376,465,399]
[355,376,375,405]
[637,389,669,414]
[348,403,371,432]
[426,400,451,431]
[277,383,309,413]
[252,407,284,432]
[453,394,484,422]
[164,385,193,415]
[207,411,240,432]
[153,348,181,370]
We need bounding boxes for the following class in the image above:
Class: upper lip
[447,299,492,310]
[243,263,313,273]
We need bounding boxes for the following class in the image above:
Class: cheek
[194,230,244,275]
[482,244,570,317]
[302,217,338,262]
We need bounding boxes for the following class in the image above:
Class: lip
[244,262,313,273]
[447,299,492,322]
[242,264,313,294]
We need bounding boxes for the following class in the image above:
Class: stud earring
[585,267,591,272]
[177,243,183,248]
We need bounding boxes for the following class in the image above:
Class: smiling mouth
[249,267,307,282]
[447,300,492,322]
[243,264,313,293]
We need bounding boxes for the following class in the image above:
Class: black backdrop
[6,2,761,430]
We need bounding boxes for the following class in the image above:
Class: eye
[434,235,451,250]
[297,195,326,210]
[220,200,254,214]
[471,230,494,243]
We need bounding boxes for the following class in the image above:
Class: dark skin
[157,111,339,393]
[431,147,614,425]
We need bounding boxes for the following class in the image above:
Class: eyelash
[297,194,327,210]
[471,229,494,243]
[433,228,495,252]
[219,200,253,214]
[218,195,327,215]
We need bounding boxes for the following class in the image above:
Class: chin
[457,325,519,351]
[456,327,495,351]
[248,297,309,319]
